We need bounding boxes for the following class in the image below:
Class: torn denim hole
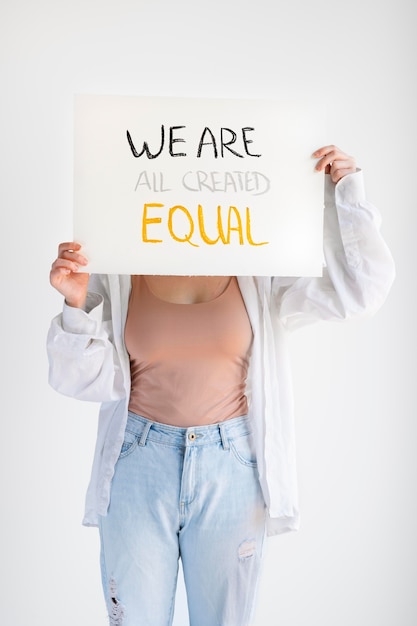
[108,578,125,625]
[238,539,256,560]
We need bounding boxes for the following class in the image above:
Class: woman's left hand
[312,145,356,183]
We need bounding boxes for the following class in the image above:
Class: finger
[313,146,354,171]
[330,166,356,183]
[57,242,88,265]
[316,153,355,173]
[51,258,81,273]
[312,144,338,160]
[313,145,343,168]
[58,241,82,255]
[330,159,355,173]
[50,267,73,289]
[330,159,356,174]
[314,149,341,170]
[314,152,338,172]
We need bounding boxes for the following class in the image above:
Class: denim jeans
[98,412,267,626]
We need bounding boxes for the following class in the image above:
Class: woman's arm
[274,146,395,330]
[49,241,90,308]
[47,246,127,402]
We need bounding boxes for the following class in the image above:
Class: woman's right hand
[50,242,90,309]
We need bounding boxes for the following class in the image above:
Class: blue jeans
[99,412,267,626]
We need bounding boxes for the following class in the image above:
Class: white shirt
[47,171,395,536]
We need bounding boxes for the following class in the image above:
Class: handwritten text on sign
[74,95,325,275]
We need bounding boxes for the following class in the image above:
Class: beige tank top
[125,276,253,426]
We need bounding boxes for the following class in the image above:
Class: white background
[1,1,415,625]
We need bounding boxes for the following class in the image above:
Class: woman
[47,146,395,626]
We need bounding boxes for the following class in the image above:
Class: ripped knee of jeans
[108,578,125,625]
[238,539,257,561]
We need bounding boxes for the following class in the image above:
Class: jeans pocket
[229,432,258,468]
[118,430,139,459]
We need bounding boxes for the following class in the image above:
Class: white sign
[74,94,325,276]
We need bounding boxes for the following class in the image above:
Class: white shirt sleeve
[46,285,127,402]
[274,170,395,330]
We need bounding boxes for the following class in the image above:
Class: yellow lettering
[168,205,199,247]
[141,202,269,248]
[198,205,227,245]
[246,207,269,246]
[226,206,244,245]
[142,203,164,243]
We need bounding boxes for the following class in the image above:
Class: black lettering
[126,126,165,159]
[242,127,261,157]
[197,127,218,158]
[169,126,187,157]
[220,128,243,158]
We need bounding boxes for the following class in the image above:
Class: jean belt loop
[139,420,153,447]
[219,423,230,450]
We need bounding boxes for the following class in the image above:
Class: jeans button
[188,433,196,441]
